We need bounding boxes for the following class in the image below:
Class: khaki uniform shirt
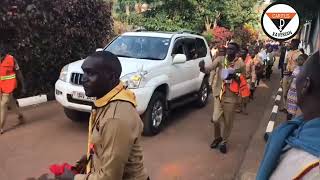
[223,58,245,103]
[205,57,243,102]
[286,49,302,72]
[205,56,225,97]
[245,57,256,83]
[75,85,148,180]
[235,57,246,75]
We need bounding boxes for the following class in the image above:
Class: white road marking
[266,121,275,133]
[272,105,278,113]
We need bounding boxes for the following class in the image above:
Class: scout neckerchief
[86,82,137,173]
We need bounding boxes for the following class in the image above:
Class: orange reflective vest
[239,74,250,97]
[220,58,250,99]
[225,74,250,97]
[0,54,17,93]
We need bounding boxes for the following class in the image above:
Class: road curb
[17,94,48,107]
[264,87,282,141]
[236,81,279,180]
[236,63,282,179]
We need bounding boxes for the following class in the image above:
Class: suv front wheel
[195,77,209,107]
[142,92,166,136]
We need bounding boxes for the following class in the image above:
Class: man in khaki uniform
[280,39,301,112]
[246,48,257,100]
[57,51,149,180]
[0,43,26,134]
[199,47,225,149]
[236,48,249,114]
[200,42,243,154]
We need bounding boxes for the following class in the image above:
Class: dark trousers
[279,66,284,78]
[266,65,273,80]
[256,77,261,86]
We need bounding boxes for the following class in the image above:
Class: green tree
[220,0,261,30]
[0,0,114,98]
[115,0,261,32]
[194,0,225,30]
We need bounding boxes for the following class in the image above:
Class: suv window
[183,38,198,60]
[172,39,185,55]
[106,36,170,60]
[196,38,207,58]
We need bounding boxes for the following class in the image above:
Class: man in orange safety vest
[0,43,26,135]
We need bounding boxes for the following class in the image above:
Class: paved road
[0,75,278,180]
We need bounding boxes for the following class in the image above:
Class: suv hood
[67,57,165,77]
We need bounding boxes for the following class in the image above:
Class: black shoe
[219,142,227,154]
[210,137,223,149]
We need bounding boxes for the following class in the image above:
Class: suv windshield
[105,36,171,60]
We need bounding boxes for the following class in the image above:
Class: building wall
[300,11,320,55]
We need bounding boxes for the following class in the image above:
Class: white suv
[55,31,212,135]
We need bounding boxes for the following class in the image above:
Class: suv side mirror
[96,48,103,52]
[172,54,187,64]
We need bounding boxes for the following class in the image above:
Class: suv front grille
[70,73,83,85]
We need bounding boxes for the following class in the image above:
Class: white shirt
[258,49,267,63]
[284,50,289,64]
[270,148,320,180]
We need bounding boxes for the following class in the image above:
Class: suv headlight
[121,71,147,89]
[59,65,69,82]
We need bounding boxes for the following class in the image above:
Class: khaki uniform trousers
[0,93,22,130]
[212,96,236,143]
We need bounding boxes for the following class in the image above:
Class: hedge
[0,0,114,100]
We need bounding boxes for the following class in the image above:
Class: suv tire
[196,77,209,107]
[64,108,90,122]
[142,92,166,136]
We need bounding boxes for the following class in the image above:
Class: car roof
[122,31,204,39]
[122,31,174,38]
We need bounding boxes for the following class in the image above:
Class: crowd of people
[278,39,309,120]
[202,40,278,154]
[257,49,320,180]
[208,39,320,179]
[2,34,319,179]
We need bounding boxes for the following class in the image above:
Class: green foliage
[220,0,261,30]
[233,23,259,47]
[135,0,203,32]
[202,31,214,44]
[0,0,114,99]
[115,0,260,32]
